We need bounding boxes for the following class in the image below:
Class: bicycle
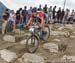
[26,21,50,53]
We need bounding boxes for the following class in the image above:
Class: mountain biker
[27,7,47,36]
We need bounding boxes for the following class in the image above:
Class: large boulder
[53,39,61,42]
[0,49,17,62]
[3,35,15,42]
[18,53,44,63]
[61,55,75,62]
[57,27,64,31]
[15,29,25,34]
[43,43,58,53]
[57,24,74,31]
[70,35,75,38]
[50,30,69,36]
[20,39,27,45]
[72,32,75,34]
[65,24,74,30]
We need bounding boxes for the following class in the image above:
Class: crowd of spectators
[1,4,75,34]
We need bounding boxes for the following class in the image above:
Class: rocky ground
[0,24,75,63]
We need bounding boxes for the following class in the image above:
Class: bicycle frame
[29,26,41,38]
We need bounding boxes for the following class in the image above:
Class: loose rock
[3,35,15,42]
[20,39,26,45]
[53,39,60,42]
[43,43,58,53]
[61,55,75,61]
[65,24,74,30]
[0,49,17,62]
[18,53,44,63]
[50,31,69,36]
[57,27,64,31]
[70,35,75,38]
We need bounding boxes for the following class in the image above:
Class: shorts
[36,17,41,23]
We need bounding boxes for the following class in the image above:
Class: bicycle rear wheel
[26,35,39,53]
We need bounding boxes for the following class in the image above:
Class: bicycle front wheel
[26,35,39,53]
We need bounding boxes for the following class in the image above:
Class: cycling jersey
[27,11,45,27]
[30,11,45,18]
[37,11,45,18]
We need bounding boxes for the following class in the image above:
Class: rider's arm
[27,17,32,26]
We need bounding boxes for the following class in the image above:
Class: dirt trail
[0,24,75,63]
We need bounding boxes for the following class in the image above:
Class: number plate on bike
[29,27,34,32]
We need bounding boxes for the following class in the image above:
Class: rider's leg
[27,18,32,26]
[40,17,47,35]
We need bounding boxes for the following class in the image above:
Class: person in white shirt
[8,10,16,32]
[64,9,70,23]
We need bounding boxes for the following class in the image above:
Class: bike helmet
[32,7,37,13]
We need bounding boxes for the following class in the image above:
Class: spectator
[1,9,10,34]
[28,6,33,17]
[48,6,53,23]
[73,12,75,24]
[43,4,48,13]
[19,8,23,25]
[16,9,21,25]
[68,10,74,23]
[38,5,42,11]
[2,13,8,34]
[7,10,16,32]
[71,10,74,21]
[60,9,65,23]
[57,7,61,23]
[43,4,48,23]
[4,8,10,20]
[53,6,56,22]
[71,10,74,16]
[64,9,70,23]
[22,6,28,25]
